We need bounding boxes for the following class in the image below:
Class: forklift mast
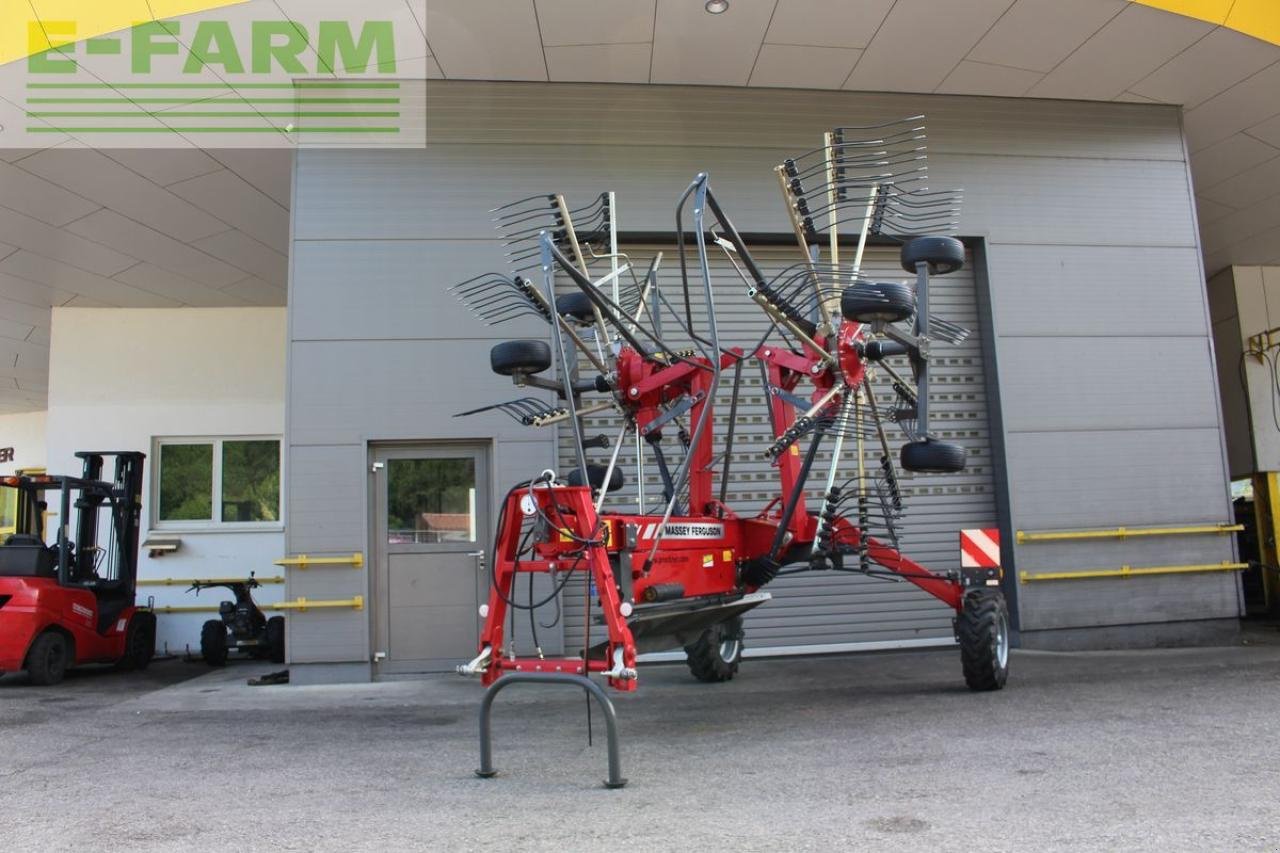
[71,451,145,591]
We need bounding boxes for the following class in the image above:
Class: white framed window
[153,437,282,530]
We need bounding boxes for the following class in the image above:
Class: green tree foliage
[222,440,280,522]
[387,458,474,534]
[159,444,213,521]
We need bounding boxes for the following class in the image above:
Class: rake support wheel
[684,615,744,683]
[555,291,597,324]
[841,281,915,324]
[900,236,965,275]
[490,340,552,377]
[901,438,965,473]
[956,588,1010,691]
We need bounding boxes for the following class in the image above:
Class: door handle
[466,550,485,558]
[467,550,486,572]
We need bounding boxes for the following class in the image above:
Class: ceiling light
[705,0,729,14]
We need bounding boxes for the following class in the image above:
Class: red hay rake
[451,117,1010,787]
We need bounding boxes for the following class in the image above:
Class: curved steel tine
[831,115,926,132]
[450,271,515,291]
[490,193,556,214]
[452,281,524,304]
[454,396,542,420]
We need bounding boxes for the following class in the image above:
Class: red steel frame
[475,313,966,691]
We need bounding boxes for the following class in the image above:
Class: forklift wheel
[684,615,744,683]
[116,612,156,671]
[201,620,229,667]
[956,588,1010,691]
[265,616,286,664]
[25,631,70,686]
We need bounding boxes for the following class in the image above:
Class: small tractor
[451,116,1010,699]
[0,451,155,685]
[188,573,285,666]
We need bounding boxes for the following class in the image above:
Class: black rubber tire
[900,438,966,473]
[555,291,597,324]
[841,281,915,324]
[201,620,228,667]
[683,615,744,683]
[568,463,625,493]
[265,616,286,664]
[956,588,1010,691]
[490,340,552,377]
[25,631,70,686]
[900,236,965,275]
[116,612,156,671]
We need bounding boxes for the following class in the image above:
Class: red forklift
[0,451,155,684]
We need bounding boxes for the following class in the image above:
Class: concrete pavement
[1,639,1278,851]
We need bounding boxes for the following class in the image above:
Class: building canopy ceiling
[1,0,1279,413]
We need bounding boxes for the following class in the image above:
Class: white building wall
[46,307,286,655]
[0,410,47,475]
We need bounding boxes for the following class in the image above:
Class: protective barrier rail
[146,596,363,613]
[274,553,364,569]
[1015,523,1242,544]
[1019,562,1248,583]
[138,576,285,587]
[269,596,363,611]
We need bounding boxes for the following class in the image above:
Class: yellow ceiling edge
[1132,0,1280,46]
[1,0,248,67]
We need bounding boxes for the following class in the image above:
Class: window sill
[150,524,285,535]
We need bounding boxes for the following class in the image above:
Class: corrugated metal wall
[555,244,994,655]
[286,80,1235,679]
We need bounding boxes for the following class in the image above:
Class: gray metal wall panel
[288,340,552,447]
[296,146,1195,248]
[989,246,1211,338]
[418,82,1186,161]
[287,444,367,553]
[997,337,1221,433]
[1019,570,1239,631]
[285,444,371,664]
[291,240,546,343]
[1008,428,1229,530]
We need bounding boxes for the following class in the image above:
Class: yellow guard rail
[274,553,363,570]
[1020,562,1247,583]
[1016,523,1241,544]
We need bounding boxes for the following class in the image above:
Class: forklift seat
[0,534,57,578]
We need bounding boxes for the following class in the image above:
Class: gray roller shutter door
[556,243,996,656]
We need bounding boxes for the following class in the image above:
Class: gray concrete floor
[2,638,1279,852]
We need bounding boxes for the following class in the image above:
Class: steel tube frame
[476,672,626,789]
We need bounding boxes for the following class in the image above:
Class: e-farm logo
[24,17,402,139]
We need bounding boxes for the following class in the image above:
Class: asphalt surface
[1,637,1278,852]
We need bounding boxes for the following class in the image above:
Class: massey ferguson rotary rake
[451,118,1010,782]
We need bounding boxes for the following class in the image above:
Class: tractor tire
[900,236,965,275]
[684,615,744,683]
[201,620,228,667]
[265,616,286,664]
[116,611,156,671]
[956,588,1010,691]
[490,340,552,377]
[25,631,70,686]
[556,291,597,324]
[901,438,966,473]
[841,281,915,324]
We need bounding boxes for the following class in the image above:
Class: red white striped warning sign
[960,528,1001,568]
